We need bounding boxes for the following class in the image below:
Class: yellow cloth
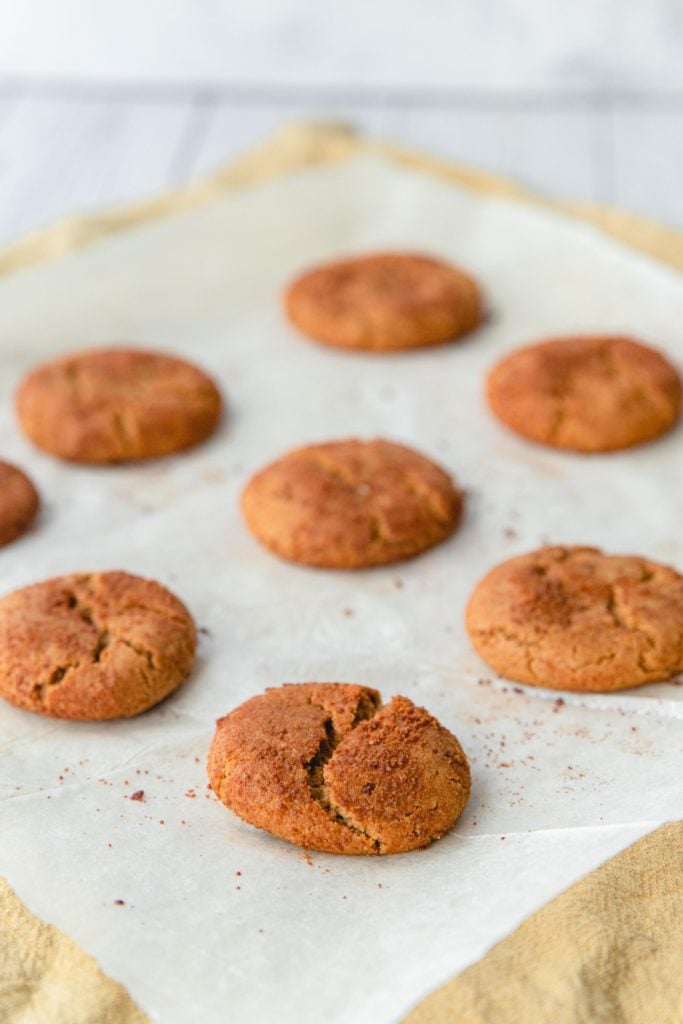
[0,121,681,1022]
[0,878,149,1023]
[403,822,683,1024]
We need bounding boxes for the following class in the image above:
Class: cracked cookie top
[208,683,471,855]
[0,571,196,719]
[241,438,462,569]
[285,252,482,352]
[16,347,223,463]
[466,545,683,692]
[487,336,681,453]
[0,460,39,548]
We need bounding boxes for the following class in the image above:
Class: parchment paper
[0,145,682,1024]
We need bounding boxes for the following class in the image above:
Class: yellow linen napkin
[0,878,149,1023]
[403,822,683,1024]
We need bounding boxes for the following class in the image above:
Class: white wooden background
[0,0,681,245]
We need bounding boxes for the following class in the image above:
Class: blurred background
[0,0,681,245]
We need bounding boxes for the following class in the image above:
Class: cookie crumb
[129,790,145,801]
[114,899,125,906]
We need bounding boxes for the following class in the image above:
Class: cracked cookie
[285,252,482,352]
[487,335,681,452]
[16,347,222,463]
[466,545,683,692]
[241,438,462,568]
[0,460,39,548]
[0,571,196,719]
[208,683,471,855]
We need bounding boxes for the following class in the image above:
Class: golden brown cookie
[285,252,482,351]
[208,683,471,855]
[241,438,462,569]
[466,545,683,692]
[0,460,39,548]
[0,571,196,719]
[487,335,681,453]
[16,347,223,464]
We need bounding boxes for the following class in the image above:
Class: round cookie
[208,683,471,855]
[0,571,196,719]
[466,545,683,692]
[16,347,222,464]
[0,461,39,548]
[487,335,681,453]
[285,252,482,352]
[241,438,462,569]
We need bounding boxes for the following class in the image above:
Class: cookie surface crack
[111,411,133,458]
[31,661,81,706]
[118,636,156,672]
[65,587,112,666]
[305,701,382,850]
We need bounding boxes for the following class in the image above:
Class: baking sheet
[0,152,682,1024]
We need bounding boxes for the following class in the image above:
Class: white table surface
[0,82,681,251]
[0,0,682,245]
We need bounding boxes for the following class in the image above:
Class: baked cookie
[208,683,471,855]
[241,438,462,569]
[487,335,681,453]
[466,545,683,692]
[0,571,196,719]
[16,347,222,463]
[0,460,39,548]
[285,252,482,351]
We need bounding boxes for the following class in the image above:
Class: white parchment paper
[0,154,682,1024]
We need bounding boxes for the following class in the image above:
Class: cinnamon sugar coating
[285,252,482,352]
[16,347,222,463]
[0,460,39,548]
[0,572,196,719]
[242,438,462,569]
[208,683,471,855]
[466,546,683,692]
[487,336,680,453]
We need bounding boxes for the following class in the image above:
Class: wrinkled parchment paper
[0,147,682,1024]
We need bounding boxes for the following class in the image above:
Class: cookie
[208,683,471,855]
[285,252,482,351]
[0,571,196,719]
[16,347,222,463]
[0,460,39,548]
[241,438,462,569]
[487,335,681,452]
[466,545,683,692]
